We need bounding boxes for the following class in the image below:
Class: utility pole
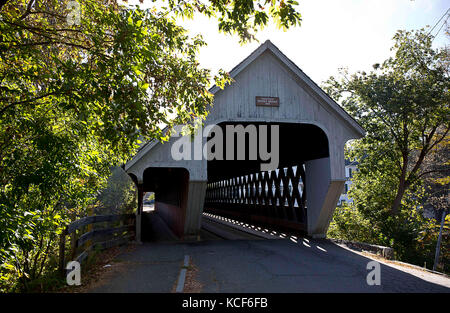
[433,209,447,271]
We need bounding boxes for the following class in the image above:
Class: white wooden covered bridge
[124,40,365,241]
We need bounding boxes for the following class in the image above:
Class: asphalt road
[86,213,450,293]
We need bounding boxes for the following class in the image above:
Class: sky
[123,0,449,86]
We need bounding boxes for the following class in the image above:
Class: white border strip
[175,255,190,293]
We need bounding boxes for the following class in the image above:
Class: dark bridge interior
[207,122,329,181]
[204,122,329,236]
[139,167,189,239]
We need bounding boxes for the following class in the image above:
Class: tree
[324,29,449,264]
[325,29,449,216]
[0,0,302,291]
[96,166,137,215]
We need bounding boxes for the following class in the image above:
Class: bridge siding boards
[184,181,208,237]
[125,40,364,239]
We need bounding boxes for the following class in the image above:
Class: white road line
[176,255,190,293]
[184,255,190,267]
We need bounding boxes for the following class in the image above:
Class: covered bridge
[124,40,365,241]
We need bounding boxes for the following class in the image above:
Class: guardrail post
[70,230,77,261]
[58,227,67,277]
[86,206,94,251]
[136,185,143,244]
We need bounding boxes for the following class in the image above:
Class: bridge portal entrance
[137,167,189,240]
[204,122,329,236]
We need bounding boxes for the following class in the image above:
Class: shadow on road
[141,211,179,243]
[85,234,450,293]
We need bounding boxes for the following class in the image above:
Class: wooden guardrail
[59,213,136,275]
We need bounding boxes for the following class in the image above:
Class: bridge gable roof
[209,40,365,136]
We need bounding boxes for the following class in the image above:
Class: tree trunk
[391,183,406,215]
[391,155,408,215]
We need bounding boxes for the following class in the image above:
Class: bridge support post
[305,157,344,238]
[135,184,143,244]
[183,180,207,240]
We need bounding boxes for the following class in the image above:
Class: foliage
[121,0,302,43]
[0,0,302,291]
[329,201,450,271]
[416,214,450,273]
[327,205,375,244]
[96,166,137,215]
[421,128,449,219]
[324,29,449,267]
